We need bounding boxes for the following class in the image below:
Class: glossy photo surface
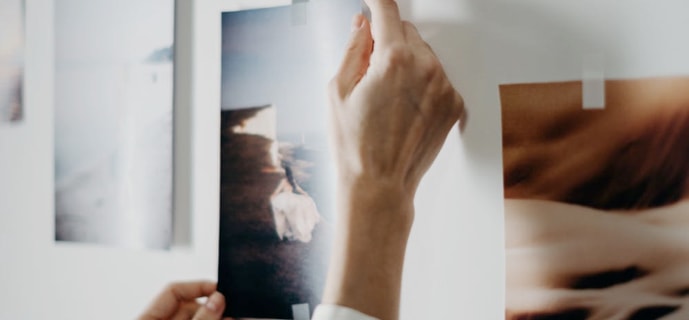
[218,1,359,318]
[502,78,689,319]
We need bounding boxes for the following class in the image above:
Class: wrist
[338,175,415,233]
[323,176,414,319]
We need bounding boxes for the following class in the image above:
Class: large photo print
[0,0,24,122]
[219,1,359,318]
[54,0,174,249]
[502,78,689,319]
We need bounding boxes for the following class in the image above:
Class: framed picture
[54,0,175,249]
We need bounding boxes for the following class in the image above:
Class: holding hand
[138,281,229,320]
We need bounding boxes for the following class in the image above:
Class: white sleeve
[312,305,380,320]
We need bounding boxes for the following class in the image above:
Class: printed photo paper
[219,0,359,318]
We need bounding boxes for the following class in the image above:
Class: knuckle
[455,94,466,116]
[434,85,461,115]
[383,45,413,66]
[421,58,443,80]
[455,92,465,109]
[402,20,415,30]
[443,85,458,103]
[164,283,179,294]
[381,0,400,12]
[402,20,419,36]
[417,63,444,82]
[444,91,464,118]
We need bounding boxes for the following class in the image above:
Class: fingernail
[351,14,364,31]
[205,292,223,312]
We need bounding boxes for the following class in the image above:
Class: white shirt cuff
[312,304,380,320]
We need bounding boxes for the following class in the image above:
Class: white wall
[0,1,217,319]
[3,0,689,319]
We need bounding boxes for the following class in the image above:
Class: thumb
[192,292,226,320]
[332,14,373,97]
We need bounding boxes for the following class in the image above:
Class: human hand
[323,1,464,319]
[138,281,230,320]
[329,0,465,206]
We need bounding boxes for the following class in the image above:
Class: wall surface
[2,0,689,319]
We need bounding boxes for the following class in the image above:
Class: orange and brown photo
[501,77,689,319]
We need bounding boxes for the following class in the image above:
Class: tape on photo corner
[582,53,606,110]
[292,0,308,26]
[361,0,372,21]
[292,303,311,320]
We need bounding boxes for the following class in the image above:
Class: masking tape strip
[292,0,308,26]
[361,0,372,21]
[292,303,311,320]
[582,53,606,110]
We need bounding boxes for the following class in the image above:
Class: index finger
[364,0,405,45]
[139,281,217,320]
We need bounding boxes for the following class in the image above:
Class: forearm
[323,179,414,320]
